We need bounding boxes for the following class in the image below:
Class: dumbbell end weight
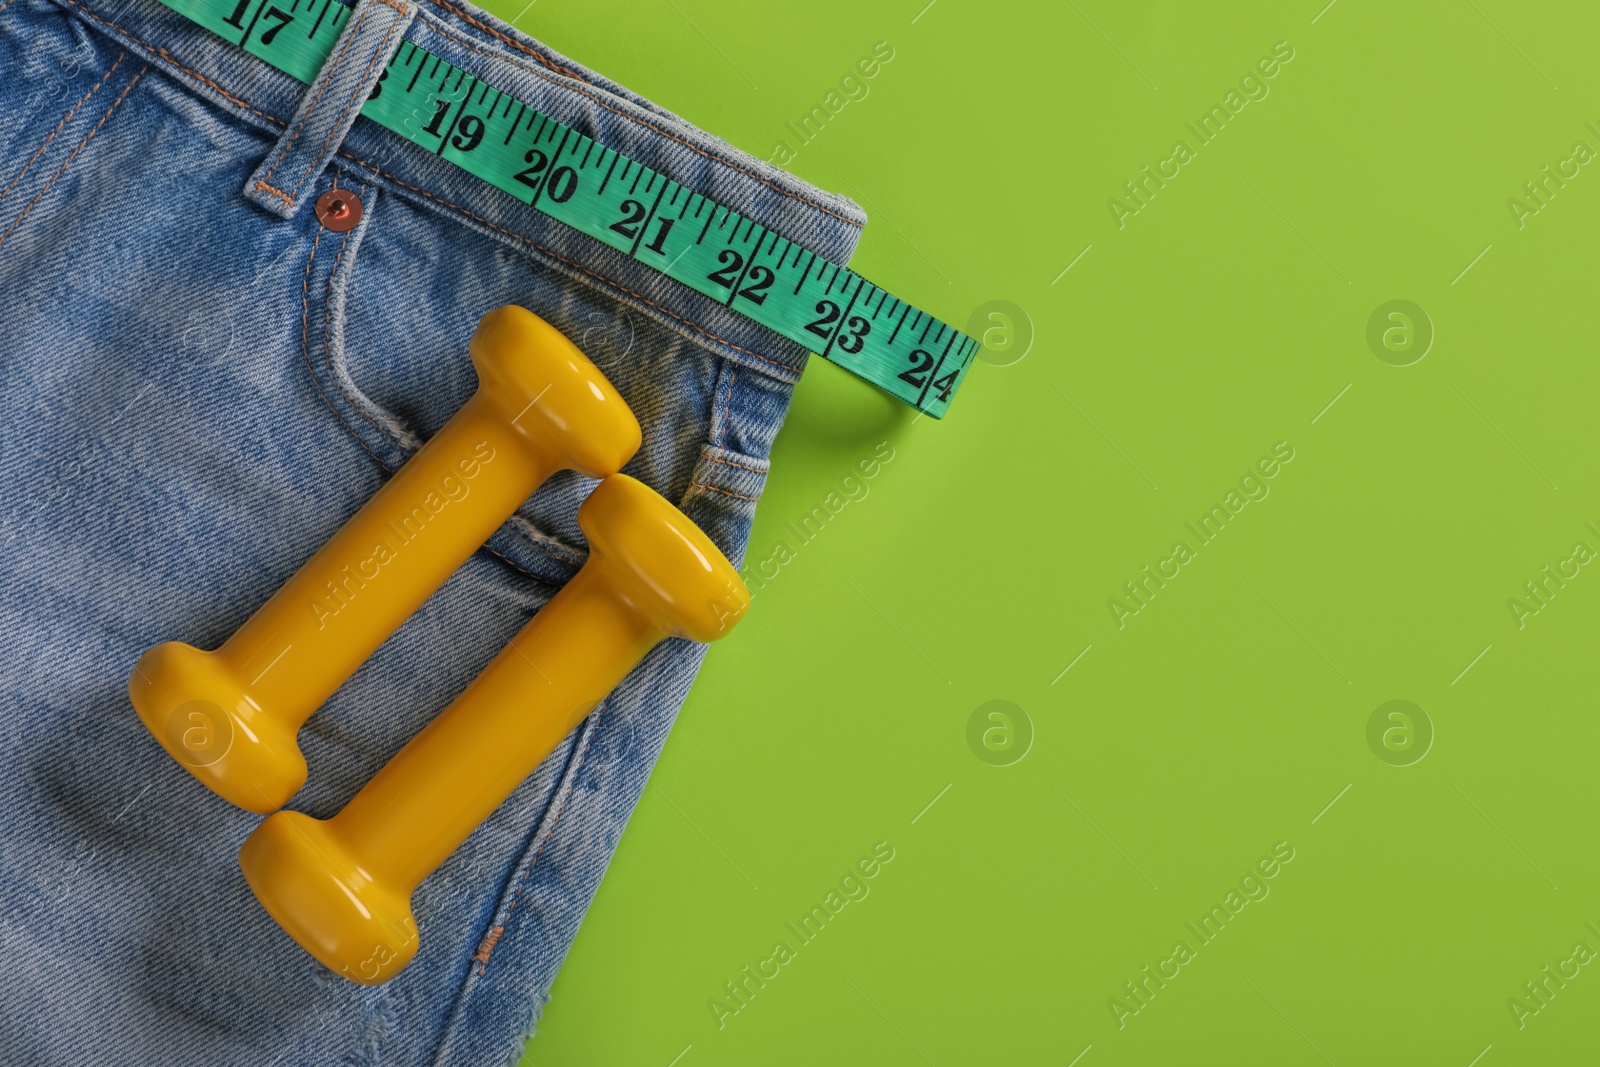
[581,474,752,643]
[471,306,642,478]
[129,641,306,813]
[239,810,417,984]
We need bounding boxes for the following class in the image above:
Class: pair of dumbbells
[129,307,749,985]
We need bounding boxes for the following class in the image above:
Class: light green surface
[478,1,1600,1063]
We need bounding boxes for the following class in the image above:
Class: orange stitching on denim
[370,0,407,12]
[0,65,145,253]
[153,47,285,124]
[417,15,862,227]
[254,179,292,202]
[300,225,393,472]
[51,2,285,127]
[708,454,766,475]
[468,924,503,967]
[292,9,403,200]
[473,710,601,974]
[691,479,758,501]
[333,153,801,375]
[0,51,123,210]
[260,1,372,190]
[321,179,399,442]
[484,541,564,581]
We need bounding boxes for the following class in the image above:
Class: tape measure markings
[156,0,977,416]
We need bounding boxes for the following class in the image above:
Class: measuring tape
[154,0,977,417]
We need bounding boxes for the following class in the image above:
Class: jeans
[0,0,864,1059]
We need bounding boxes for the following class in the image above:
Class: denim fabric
[0,0,864,1060]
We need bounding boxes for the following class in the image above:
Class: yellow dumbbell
[129,307,641,813]
[239,474,749,984]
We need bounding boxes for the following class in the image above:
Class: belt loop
[243,0,415,219]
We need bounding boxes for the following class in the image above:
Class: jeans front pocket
[308,162,749,586]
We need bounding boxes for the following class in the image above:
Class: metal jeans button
[314,188,363,232]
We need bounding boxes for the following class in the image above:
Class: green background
[474,0,1600,1063]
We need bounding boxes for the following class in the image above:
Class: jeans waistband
[47,0,868,381]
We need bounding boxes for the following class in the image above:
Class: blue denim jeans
[0,0,863,1059]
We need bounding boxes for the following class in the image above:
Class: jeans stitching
[319,176,398,443]
[153,44,281,122]
[299,223,394,472]
[253,179,291,201]
[706,453,766,474]
[468,706,601,976]
[690,480,758,502]
[0,51,123,210]
[0,64,145,253]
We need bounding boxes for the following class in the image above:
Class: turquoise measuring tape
[156,0,978,417]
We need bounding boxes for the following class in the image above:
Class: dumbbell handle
[331,561,653,889]
[221,393,557,727]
